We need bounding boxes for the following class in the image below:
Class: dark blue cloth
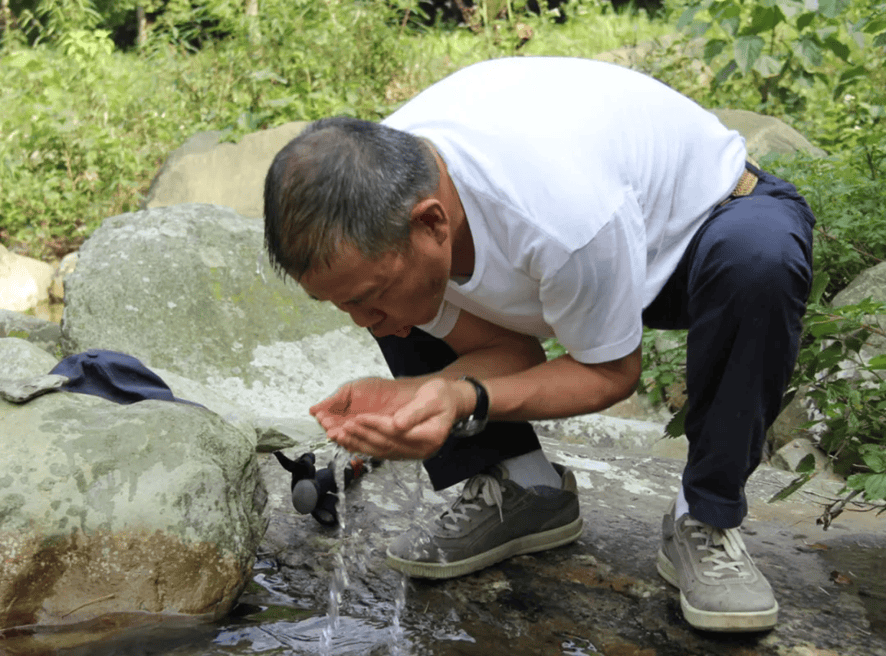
[642,163,815,528]
[50,349,201,407]
[374,329,542,491]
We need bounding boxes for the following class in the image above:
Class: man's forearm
[400,332,548,383]
[479,347,642,422]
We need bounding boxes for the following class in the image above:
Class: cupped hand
[313,378,470,460]
[310,377,419,431]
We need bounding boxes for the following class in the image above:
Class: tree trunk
[136,5,147,47]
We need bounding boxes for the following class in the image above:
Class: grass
[0,1,672,262]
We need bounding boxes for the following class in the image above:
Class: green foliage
[783,271,886,509]
[674,0,886,113]
[0,0,668,258]
[0,43,151,254]
[639,328,687,408]
[766,153,886,299]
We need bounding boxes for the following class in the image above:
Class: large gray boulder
[142,122,308,219]
[0,338,268,629]
[711,108,827,161]
[60,203,389,425]
[0,309,62,355]
[831,261,886,354]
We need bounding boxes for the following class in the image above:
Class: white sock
[501,449,561,489]
[675,485,690,519]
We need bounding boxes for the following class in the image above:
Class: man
[263,57,815,633]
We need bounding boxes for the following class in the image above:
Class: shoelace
[685,518,752,580]
[437,472,505,533]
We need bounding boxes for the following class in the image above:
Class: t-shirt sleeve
[540,206,646,364]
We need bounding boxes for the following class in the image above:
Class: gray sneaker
[657,502,778,632]
[386,463,582,579]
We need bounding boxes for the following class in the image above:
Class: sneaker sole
[656,549,778,633]
[386,517,583,579]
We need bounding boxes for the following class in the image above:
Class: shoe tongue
[490,463,509,480]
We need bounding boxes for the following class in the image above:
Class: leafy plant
[675,0,882,108]
[769,271,886,524]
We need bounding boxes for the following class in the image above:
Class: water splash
[319,446,353,656]
[389,571,408,655]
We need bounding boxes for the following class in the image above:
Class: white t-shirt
[382,57,746,364]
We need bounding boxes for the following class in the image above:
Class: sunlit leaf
[754,54,782,77]
[860,444,886,473]
[734,35,764,73]
[864,473,886,500]
[793,34,823,68]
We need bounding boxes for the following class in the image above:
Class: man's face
[299,235,450,338]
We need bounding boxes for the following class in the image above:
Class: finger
[342,416,435,460]
[351,414,443,460]
[330,421,399,459]
[314,411,345,433]
[310,384,352,416]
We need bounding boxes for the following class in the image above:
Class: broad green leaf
[734,35,764,74]
[860,444,886,473]
[823,34,849,60]
[720,15,740,36]
[808,271,830,305]
[809,320,842,338]
[704,38,727,62]
[793,35,823,68]
[863,473,886,500]
[796,452,817,473]
[711,1,742,21]
[868,355,886,370]
[818,0,849,18]
[776,0,805,18]
[796,11,816,30]
[754,54,782,77]
[687,19,713,38]
[863,18,886,34]
[677,6,702,30]
[743,5,785,34]
[665,403,688,438]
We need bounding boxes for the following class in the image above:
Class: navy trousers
[375,163,815,529]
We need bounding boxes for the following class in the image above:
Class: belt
[718,163,759,207]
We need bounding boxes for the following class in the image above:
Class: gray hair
[264,116,440,280]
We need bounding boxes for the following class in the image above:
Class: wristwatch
[450,376,489,438]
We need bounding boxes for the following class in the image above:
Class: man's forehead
[299,249,398,303]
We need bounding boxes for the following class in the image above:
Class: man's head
[264,116,440,281]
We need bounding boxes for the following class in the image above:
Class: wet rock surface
[243,437,886,656]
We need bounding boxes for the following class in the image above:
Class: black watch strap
[450,376,489,438]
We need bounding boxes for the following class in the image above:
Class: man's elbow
[610,350,643,405]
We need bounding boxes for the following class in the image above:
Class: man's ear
[410,197,450,246]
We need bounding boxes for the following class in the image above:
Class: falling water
[387,459,428,655]
[388,571,409,656]
[318,447,353,656]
